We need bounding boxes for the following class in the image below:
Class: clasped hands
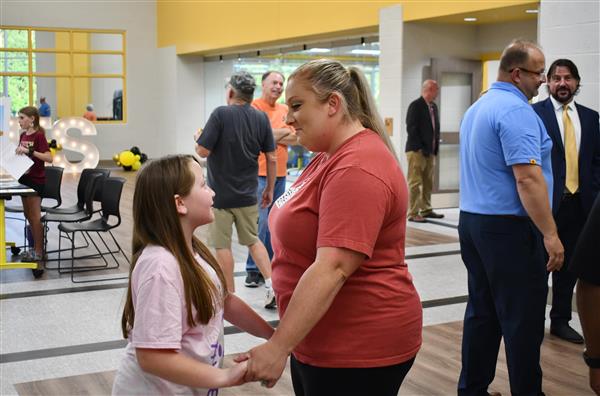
[231,340,289,388]
[15,143,30,155]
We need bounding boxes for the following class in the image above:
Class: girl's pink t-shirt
[112,245,224,396]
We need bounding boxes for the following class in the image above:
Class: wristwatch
[583,351,600,368]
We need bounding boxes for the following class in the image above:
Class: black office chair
[5,166,64,213]
[42,172,106,266]
[57,177,129,283]
[45,168,110,215]
[41,166,64,210]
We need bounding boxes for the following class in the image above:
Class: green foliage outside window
[1,29,37,114]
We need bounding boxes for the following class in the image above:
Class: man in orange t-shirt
[83,104,97,121]
[245,71,297,291]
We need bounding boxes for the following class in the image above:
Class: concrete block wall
[379,5,405,169]
[538,0,600,111]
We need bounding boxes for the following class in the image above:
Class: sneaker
[408,215,426,223]
[22,251,44,279]
[244,272,261,288]
[264,288,277,309]
[20,249,35,262]
[22,250,44,262]
[31,267,45,279]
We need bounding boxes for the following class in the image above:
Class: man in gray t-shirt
[196,71,278,309]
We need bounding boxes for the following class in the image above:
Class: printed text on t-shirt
[275,177,312,208]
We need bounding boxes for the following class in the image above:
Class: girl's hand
[15,145,28,155]
[233,352,250,363]
[222,360,248,387]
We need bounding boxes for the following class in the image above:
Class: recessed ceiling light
[464,17,477,22]
[351,49,381,56]
[306,48,330,53]
[525,9,539,14]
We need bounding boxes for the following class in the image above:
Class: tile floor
[0,207,583,395]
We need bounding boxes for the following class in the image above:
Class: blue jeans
[246,176,286,272]
[287,146,312,169]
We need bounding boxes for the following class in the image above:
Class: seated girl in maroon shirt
[15,106,53,278]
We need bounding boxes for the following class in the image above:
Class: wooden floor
[2,166,456,283]
[14,321,592,396]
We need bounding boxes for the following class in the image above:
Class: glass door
[430,58,482,198]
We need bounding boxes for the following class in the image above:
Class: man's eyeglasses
[510,67,546,78]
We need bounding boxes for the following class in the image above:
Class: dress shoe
[408,215,426,223]
[422,211,444,219]
[550,323,584,344]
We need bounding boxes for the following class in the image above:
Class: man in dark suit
[533,59,600,344]
[405,79,444,222]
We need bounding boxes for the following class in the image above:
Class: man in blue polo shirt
[458,40,564,396]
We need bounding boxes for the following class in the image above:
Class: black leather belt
[563,192,580,200]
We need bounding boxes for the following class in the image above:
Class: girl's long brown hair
[121,155,227,338]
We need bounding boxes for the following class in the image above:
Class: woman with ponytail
[240,59,422,395]
[15,106,52,278]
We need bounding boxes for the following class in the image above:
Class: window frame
[0,25,127,123]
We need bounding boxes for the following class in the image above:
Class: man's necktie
[563,104,578,193]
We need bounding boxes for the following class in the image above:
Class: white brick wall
[538,0,600,111]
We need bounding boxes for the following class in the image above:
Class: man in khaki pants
[405,80,444,222]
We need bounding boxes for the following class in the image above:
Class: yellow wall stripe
[157,0,539,55]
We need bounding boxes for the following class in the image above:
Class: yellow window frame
[0,25,127,124]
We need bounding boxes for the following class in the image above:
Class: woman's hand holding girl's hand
[221,360,248,387]
[244,341,288,388]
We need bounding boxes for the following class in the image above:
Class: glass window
[0,29,28,48]
[89,54,123,75]
[233,41,380,103]
[90,33,123,51]
[0,51,29,73]
[1,76,32,114]
[73,77,124,120]
[33,52,71,74]
[0,26,126,123]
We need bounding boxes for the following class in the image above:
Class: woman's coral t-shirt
[270,129,422,368]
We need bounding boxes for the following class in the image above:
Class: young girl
[113,155,274,395]
[15,106,53,278]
